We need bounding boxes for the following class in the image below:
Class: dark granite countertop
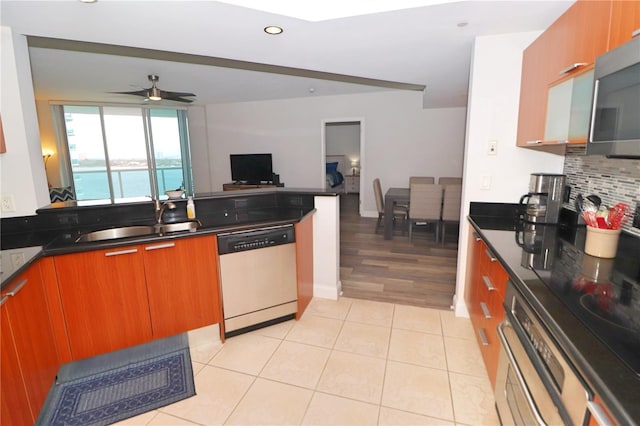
[2,188,330,287]
[468,208,639,425]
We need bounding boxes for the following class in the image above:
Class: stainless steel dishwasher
[217,225,297,337]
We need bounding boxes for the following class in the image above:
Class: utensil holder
[584,226,621,258]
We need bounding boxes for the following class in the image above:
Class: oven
[495,281,591,426]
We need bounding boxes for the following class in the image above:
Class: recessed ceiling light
[457,22,468,27]
[264,26,283,35]
[79,0,98,3]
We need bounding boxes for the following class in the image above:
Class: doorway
[323,120,363,214]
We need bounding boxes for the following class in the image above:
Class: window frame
[50,102,193,202]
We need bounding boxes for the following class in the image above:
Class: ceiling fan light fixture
[148,87,162,101]
[264,26,283,35]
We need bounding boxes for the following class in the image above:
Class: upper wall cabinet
[516,0,640,149]
[608,0,640,50]
[516,28,555,148]
[544,68,594,144]
[547,0,610,83]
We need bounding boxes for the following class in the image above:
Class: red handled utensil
[608,203,630,229]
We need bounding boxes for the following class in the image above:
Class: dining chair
[408,183,443,241]
[441,184,462,244]
[373,178,408,234]
[397,177,435,210]
[409,176,435,184]
[438,177,462,185]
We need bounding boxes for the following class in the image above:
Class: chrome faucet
[154,199,176,224]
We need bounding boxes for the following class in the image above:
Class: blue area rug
[37,334,195,426]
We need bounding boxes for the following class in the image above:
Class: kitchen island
[468,203,639,425]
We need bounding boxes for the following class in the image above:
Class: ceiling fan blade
[110,89,149,97]
[161,95,194,103]
[159,89,196,98]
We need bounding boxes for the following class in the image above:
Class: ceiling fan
[113,74,196,103]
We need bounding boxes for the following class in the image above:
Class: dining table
[383,187,410,239]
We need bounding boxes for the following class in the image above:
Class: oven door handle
[497,321,547,426]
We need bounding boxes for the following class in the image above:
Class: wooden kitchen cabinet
[516,27,554,147]
[143,236,221,339]
[53,235,222,360]
[295,213,314,319]
[54,245,153,360]
[466,231,508,389]
[548,0,610,82]
[1,261,60,424]
[608,0,640,51]
[516,0,611,148]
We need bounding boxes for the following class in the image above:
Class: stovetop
[531,230,640,376]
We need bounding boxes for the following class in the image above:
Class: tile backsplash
[564,146,640,235]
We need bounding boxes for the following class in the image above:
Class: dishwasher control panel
[217,225,295,255]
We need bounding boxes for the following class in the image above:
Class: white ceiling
[2,0,574,108]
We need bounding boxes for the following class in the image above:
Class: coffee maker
[519,173,567,224]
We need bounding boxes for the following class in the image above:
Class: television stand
[223,182,284,191]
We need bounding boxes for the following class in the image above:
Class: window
[52,104,193,201]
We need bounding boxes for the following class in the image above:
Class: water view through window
[62,106,190,201]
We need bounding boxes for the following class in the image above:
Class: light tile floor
[116,297,501,426]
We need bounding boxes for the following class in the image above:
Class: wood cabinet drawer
[466,228,508,389]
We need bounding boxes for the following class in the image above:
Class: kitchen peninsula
[1,188,338,424]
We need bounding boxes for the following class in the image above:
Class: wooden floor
[339,193,458,310]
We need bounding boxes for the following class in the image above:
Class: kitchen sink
[75,225,156,243]
[75,221,200,243]
[158,220,200,234]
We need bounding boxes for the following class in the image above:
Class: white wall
[326,122,360,165]
[204,92,466,215]
[313,195,341,299]
[454,31,565,316]
[0,27,50,217]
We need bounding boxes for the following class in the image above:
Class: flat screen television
[230,153,273,184]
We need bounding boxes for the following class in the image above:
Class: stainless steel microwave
[587,36,640,158]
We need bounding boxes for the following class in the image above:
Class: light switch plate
[487,140,497,155]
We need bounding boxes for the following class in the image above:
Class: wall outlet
[487,140,498,156]
[11,253,25,268]
[1,195,16,212]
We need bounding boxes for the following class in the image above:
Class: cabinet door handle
[480,302,491,319]
[472,232,481,241]
[526,140,542,145]
[105,248,139,257]
[587,401,613,426]
[631,28,640,38]
[484,249,497,262]
[478,327,489,346]
[4,279,28,297]
[482,276,495,291]
[559,62,587,75]
[0,296,7,306]
[145,242,176,251]
[555,140,569,144]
